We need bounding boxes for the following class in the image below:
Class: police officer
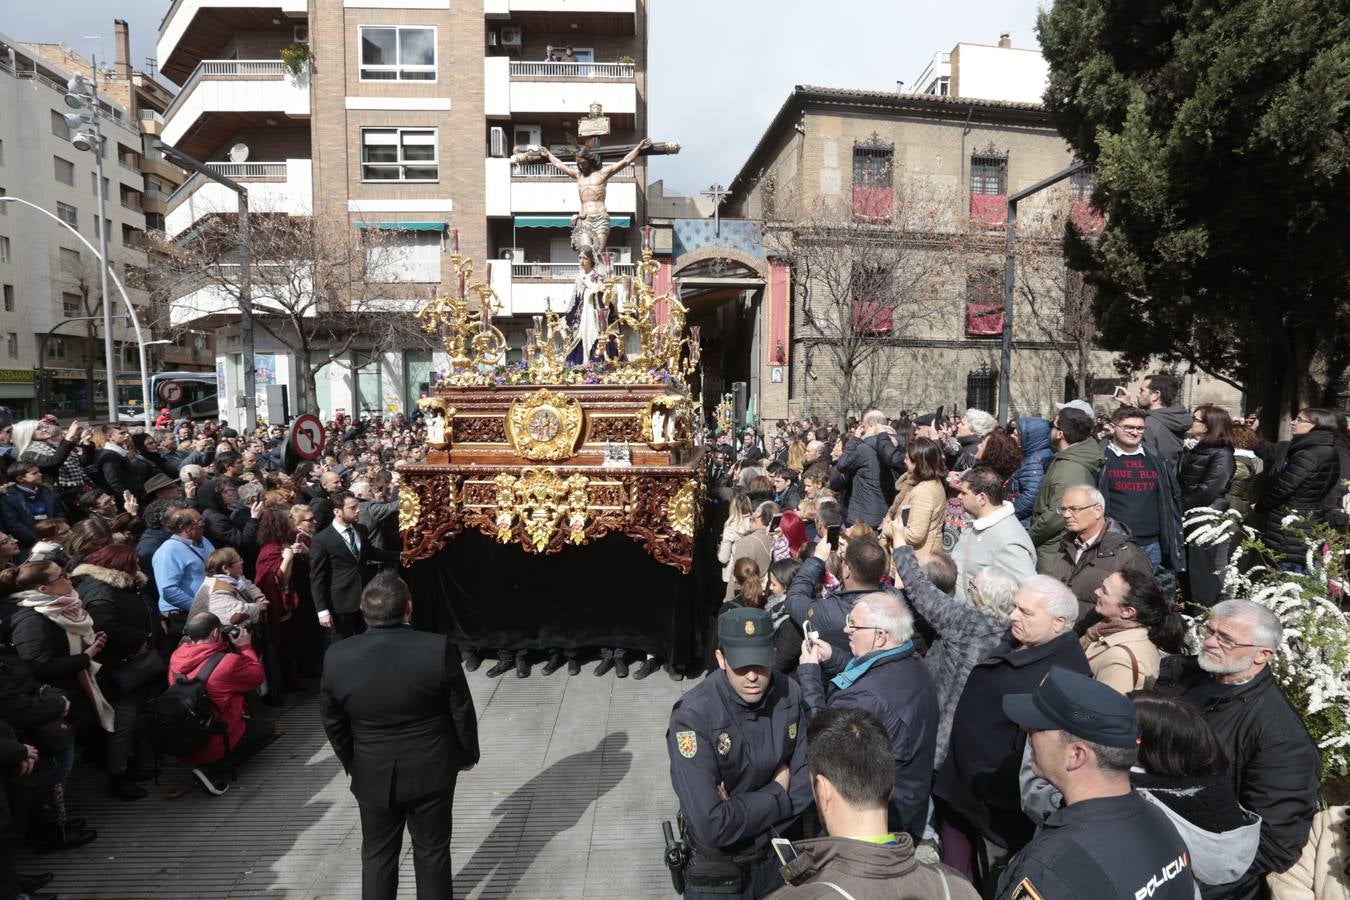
[997,667,1196,900]
[667,607,812,898]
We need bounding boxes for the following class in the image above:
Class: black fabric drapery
[406,525,720,666]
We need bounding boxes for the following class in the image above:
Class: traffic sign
[289,414,325,460]
[159,380,184,405]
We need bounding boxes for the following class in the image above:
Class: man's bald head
[862,409,888,427]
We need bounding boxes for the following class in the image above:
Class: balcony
[158,0,309,83]
[484,157,637,218]
[491,260,636,316]
[165,159,313,238]
[485,56,637,120]
[160,60,310,155]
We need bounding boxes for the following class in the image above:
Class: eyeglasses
[0,536,17,545]
[1116,425,1145,433]
[1201,623,1263,651]
[45,572,70,586]
[1291,417,1314,425]
[1193,417,1207,424]
[843,617,883,634]
[1057,504,1099,515]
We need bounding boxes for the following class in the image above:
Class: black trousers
[358,781,456,900]
[333,612,367,640]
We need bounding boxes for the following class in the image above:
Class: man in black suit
[310,490,382,638]
[319,573,480,900]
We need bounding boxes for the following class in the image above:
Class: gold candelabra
[416,240,508,372]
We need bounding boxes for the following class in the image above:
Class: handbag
[103,649,168,698]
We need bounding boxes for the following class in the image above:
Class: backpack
[153,652,228,757]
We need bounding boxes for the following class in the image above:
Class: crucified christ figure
[540,138,652,254]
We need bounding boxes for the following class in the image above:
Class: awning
[513,215,631,228]
[354,221,447,231]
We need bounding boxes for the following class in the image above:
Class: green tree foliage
[1037,0,1350,425]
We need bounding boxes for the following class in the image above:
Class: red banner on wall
[966,301,1004,336]
[766,262,791,365]
[970,193,1008,227]
[852,185,894,222]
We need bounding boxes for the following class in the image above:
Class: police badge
[788,723,797,740]
[716,732,732,756]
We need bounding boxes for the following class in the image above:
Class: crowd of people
[683,374,1349,899]
[0,408,433,900]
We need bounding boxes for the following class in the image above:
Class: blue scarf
[830,643,912,691]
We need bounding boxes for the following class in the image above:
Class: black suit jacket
[309,522,374,616]
[319,625,479,807]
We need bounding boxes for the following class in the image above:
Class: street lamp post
[0,195,152,427]
[997,160,1090,425]
[153,142,255,432]
[63,61,118,425]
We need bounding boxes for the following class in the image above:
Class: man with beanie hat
[995,667,1196,900]
[667,607,813,899]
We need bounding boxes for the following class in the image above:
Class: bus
[118,371,220,422]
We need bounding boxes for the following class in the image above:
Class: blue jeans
[1137,540,1178,601]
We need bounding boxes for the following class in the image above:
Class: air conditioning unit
[500,27,522,50]
[489,126,506,158]
[499,247,524,263]
[293,25,309,44]
[487,30,499,48]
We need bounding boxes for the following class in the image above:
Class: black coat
[1158,657,1321,898]
[865,430,907,507]
[0,483,66,552]
[70,564,159,666]
[7,605,97,735]
[834,436,888,527]
[309,521,376,616]
[319,624,479,807]
[1256,430,1342,563]
[0,644,67,736]
[933,629,1090,852]
[1177,443,1236,512]
[94,447,136,506]
[196,479,260,554]
[127,451,177,497]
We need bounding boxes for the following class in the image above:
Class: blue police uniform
[668,608,813,898]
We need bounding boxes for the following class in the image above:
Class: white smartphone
[805,621,818,644]
[771,837,799,866]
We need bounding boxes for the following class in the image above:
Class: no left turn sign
[289,414,325,460]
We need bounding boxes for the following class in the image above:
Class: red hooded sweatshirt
[166,640,265,765]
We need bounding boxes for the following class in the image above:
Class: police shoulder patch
[1010,877,1043,900]
[675,730,697,759]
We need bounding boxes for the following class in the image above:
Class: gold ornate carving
[565,473,590,544]
[416,397,455,450]
[507,388,584,461]
[493,472,518,543]
[667,480,698,538]
[398,484,423,532]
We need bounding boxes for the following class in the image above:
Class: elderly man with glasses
[797,591,938,839]
[1157,599,1320,900]
[1047,485,1155,622]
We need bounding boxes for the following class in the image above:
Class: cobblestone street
[19,664,690,899]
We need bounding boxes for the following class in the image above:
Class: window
[0,186,6,214]
[6,332,16,359]
[366,229,443,282]
[54,156,75,186]
[2,285,12,310]
[57,202,78,228]
[850,263,892,335]
[0,139,5,164]
[51,109,71,140]
[361,128,438,182]
[970,154,1007,195]
[926,77,951,96]
[852,134,894,222]
[91,173,109,199]
[0,236,9,263]
[47,338,66,361]
[62,291,82,318]
[60,247,81,274]
[359,26,436,81]
[965,267,1004,337]
[1069,167,1095,202]
[966,364,998,412]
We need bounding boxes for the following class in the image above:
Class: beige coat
[1268,806,1350,900]
[1080,626,1160,693]
[893,475,946,556]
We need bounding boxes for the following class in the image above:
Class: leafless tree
[155,215,437,414]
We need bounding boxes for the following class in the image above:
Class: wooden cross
[701,183,730,236]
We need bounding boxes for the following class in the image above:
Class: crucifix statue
[702,182,731,236]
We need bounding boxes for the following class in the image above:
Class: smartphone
[770,514,783,532]
[1112,384,1128,400]
[826,523,841,550]
[771,838,799,866]
[805,621,818,644]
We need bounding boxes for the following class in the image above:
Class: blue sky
[6,0,1047,195]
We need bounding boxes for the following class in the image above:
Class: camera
[221,623,251,642]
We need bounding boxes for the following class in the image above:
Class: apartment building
[159,0,647,424]
[726,81,1239,422]
[911,33,1050,104]
[0,28,197,419]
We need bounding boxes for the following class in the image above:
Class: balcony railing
[511,162,634,178]
[512,262,636,279]
[162,59,291,124]
[121,196,143,212]
[119,158,142,175]
[509,61,635,79]
[206,161,289,179]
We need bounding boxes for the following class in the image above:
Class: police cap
[717,607,775,669]
[1003,666,1139,748]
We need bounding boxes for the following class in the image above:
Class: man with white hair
[832,411,890,528]
[1159,599,1320,898]
[1048,484,1155,621]
[797,590,938,838]
[953,408,998,469]
[932,576,1090,888]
